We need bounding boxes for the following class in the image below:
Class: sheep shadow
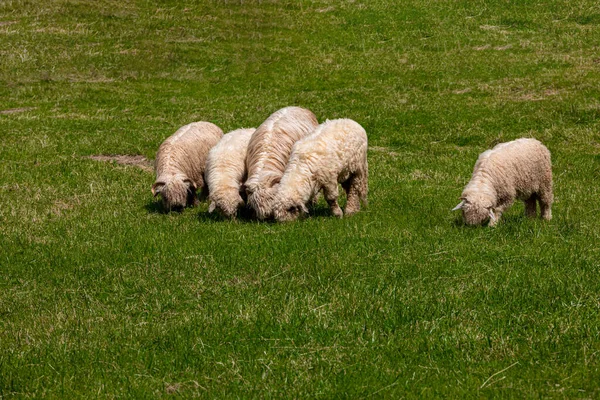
[451,213,530,228]
[195,202,345,223]
[196,205,261,224]
[144,200,185,215]
[305,203,337,219]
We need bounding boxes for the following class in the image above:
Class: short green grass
[2,0,600,397]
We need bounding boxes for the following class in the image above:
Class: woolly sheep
[273,118,368,222]
[205,128,255,218]
[152,121,223,211]
[245,106,319,220]
[452,138,553,226]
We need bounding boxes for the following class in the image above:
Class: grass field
[1,0,600,397]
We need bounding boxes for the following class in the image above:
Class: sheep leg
[358,163,368,207]
[539,188,553,221]
[187,188,199,207]
[490,200,512,226]
[524,195,538,218]
[342,174,362,216]
[488,212,499,227]
[323,183,343,218]
[308,191,320,210]
[198,182,209,202]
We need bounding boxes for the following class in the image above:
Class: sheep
[151,121,223,211]
[205,128,255,218]
[245,106,319,220]
[273,118,368,222]
[452,138,553,226]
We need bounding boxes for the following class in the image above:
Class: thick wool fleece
[152,121,223,210]
[457,138,553,226]
[205,128,255,218]
[245,106,319,220]
[273,118,368,222]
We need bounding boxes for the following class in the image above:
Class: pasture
[1,0,600,397]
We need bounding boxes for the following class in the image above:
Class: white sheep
[245,106,319,220]
[152,121,223,210]
[452,138,553,226]
[205,128,255,218]
[273,118,368,222]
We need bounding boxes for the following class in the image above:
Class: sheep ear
[237,194,245,206]
[151,182,165,197]
[183,178,197,191]
[452,200,466,211]
[208,202,216,213]
[489,209,496,222]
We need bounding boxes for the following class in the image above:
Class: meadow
[1,0,600,397]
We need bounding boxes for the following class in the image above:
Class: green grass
[2,0,600,397]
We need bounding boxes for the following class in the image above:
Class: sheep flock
[152,106,553,226]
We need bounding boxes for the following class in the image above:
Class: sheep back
[463,138,552,202]
[458,138,553,225]
[205,128,255,217]
[274,119,368,220]
[285,118,367,194]
[245,106,319,219]
[153,121,224,208]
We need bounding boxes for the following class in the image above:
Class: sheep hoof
[344,209,358,216]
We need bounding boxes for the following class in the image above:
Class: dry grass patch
[476,79,565,102]
[88,155,153,172]
[0,107,36,114]
[369,146,399,157]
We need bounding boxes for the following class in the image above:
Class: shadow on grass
[194,203,345,224]
[451,213,537,229]
[196,206,264,224]
[144,201,184,215]
[306,203,335,219]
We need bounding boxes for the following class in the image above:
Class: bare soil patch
[0,107,36,114]
[370,146,399,157]
[88,155,153,172]
[453,88,472,94]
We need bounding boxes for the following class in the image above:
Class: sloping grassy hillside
[1,0,599,397]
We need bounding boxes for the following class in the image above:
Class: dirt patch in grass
[0,107,36,114]
[51,197,85,217]
[370,146,399,157]
[0,21,17,26]
[453,88,472,94]
[88,155,153,172]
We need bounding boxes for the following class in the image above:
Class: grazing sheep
[245,106,319,220]
[273,118,368,222]
[452,138,553,226]
[205,128,255,218]
[152,121,223,210]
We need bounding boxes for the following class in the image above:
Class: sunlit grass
[1,0,599,397]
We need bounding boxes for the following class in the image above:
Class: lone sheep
[273,118,368,222]
[245,106,319,220]
[452,138,553,226]
[152,121,223,211]
[205,128,255,218]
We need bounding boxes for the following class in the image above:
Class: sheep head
[208,193,245,219]
[152,176,197,211]
[453,195,495,226]
[273,196,308,222]
[246,182,279,220]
